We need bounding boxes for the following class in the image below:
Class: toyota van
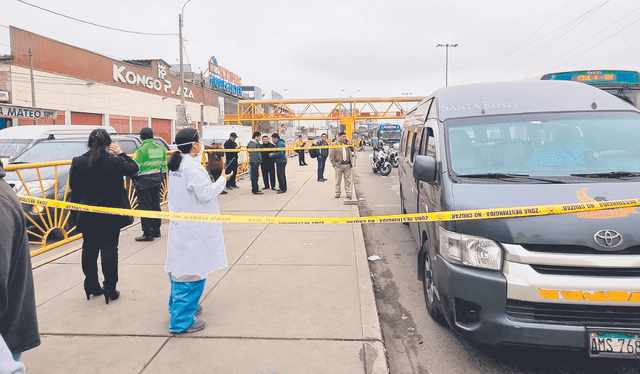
[399,80,640,357]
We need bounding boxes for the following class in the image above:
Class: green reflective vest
[134,139,167,176]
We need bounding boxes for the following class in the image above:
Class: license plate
[588,330,640,358]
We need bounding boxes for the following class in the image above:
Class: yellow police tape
[206,144,353,152]
[16,195,640,225]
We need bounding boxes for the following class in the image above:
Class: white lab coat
[165,154,228,279]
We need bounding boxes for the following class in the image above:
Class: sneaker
[335,194,340,198]
[317,179,325,182]
[220,190,228,194]
[195,305,202,316]
[180,320,205,333]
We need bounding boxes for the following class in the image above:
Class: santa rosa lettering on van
[441,101,528,112]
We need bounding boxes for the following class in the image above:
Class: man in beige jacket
[329,131,355,199]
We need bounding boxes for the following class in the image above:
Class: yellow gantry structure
[224,96,425,138]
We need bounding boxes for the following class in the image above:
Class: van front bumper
[434,255,591,349]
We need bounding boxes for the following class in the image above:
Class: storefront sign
[112,63,195,100]
[208,56,243,96]
[0,104,56,119]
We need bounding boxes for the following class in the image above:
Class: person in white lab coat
[165,128,231,333]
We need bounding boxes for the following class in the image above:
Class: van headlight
[438,226,503,270]
[16,180,56,196]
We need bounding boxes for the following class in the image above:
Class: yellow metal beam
[224,97,425,134]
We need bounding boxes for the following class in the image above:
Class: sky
[1,0,639,101]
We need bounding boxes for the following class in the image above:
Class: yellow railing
[4,159,166,257]
[9,147,300,257]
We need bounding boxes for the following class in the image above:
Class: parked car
[5,133,170,239]
[0,125,116,165]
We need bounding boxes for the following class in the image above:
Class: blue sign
[209,75,243,96]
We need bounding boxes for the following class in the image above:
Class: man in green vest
[133,127,167,242]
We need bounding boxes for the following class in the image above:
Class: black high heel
[85,287,104,300]
[104,289,120,304]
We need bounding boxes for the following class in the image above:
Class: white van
[0,125,116,165]
[399,80,640,357]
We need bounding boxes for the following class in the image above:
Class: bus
[541,70,640,109]
[370,123,402,148]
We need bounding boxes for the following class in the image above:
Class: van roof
[0,125,116,140]
[424,80,638,121]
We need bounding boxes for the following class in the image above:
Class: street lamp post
[341,89,360,140]
[402,92,412,113]
[436,43,457,87]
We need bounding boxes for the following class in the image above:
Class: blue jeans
[168,276,206,332]
[317,156,326,180]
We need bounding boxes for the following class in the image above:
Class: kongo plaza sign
[112,62,195,100]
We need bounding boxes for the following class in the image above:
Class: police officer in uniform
[133,127,167,242]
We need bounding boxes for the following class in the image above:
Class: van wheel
[380,163,392,176]
[423,249,446,325]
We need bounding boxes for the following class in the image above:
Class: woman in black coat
[69,129,139,304]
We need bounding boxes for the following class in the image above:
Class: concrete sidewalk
[22,161,387,374]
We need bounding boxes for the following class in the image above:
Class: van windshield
[446,111,640,178]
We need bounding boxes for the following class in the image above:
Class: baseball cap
[139,127,154,137]
[230,132,237,138]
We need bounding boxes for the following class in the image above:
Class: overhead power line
[16,0,176,36]
[492,0,610,81]
[474,0,574,80]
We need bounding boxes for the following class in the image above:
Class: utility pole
[28,48,36,124]
[200,70,204,127]
[436,44,458,87]
[175,0,192,136]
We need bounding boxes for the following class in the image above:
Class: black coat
[260,142,275,163]
[69,151,139,232]
[224,139,239,161]
[0,166,40,355]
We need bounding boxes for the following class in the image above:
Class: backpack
[309,147,320,158]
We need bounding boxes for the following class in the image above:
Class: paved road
[353,149,639,374]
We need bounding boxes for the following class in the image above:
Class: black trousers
[250,163,260,193]
[82,225,121,291]
[276,162,287,192]
[225,158,238,187]
[261,161,276,189]
[136,184,161,236]
[298,151,306,165]
[209,169,222,181]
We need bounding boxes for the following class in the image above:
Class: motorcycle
[388,147,399,168]
[370,147,392,176]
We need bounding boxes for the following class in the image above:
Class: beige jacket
[329,141,354,168]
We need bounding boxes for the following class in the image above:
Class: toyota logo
[593,229,623,250]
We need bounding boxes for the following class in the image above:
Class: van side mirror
[413,155,437,182]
